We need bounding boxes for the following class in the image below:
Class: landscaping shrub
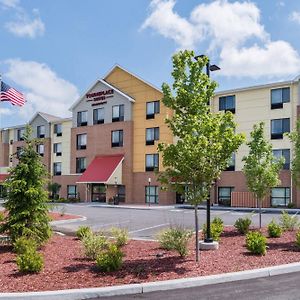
[268,219,282,238]
[157,227,192,257]
[296,231,300,248]
[96,243,123,272]
[234,217,252,234]
[14,237,37,254]
[246,231,267,255]
[202,217,224,241]
[16,248,44,273]
[0,211,4,222]
[76,226,92,240]
[110,227,129,247]
[82,233,108,260]
[280,211,300,231]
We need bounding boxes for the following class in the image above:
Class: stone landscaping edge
[1,261,300,300]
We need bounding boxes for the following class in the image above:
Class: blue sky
[0,0,300,127]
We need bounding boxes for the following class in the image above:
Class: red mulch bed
[1,227,300,292]
[49,212,81,221]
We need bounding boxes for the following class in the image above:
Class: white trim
[69,78,135,111]
[104,64,163,94]
[28,112,62,124]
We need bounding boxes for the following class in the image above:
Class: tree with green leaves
[158,50,245,262]
[242,122,283,229]
[288,119,300,189]
[1,125,52,244]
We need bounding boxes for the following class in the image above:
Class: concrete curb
[89,204,175,211]
[50,215,86,225]
[1,262,300,299]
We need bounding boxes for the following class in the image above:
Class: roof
[69,78,135,111]
[104,64,163,94]
[29,112,62,124]
[77,154,124,184]
[0,174,8,182]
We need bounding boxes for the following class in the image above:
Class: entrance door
[91,184,106,202]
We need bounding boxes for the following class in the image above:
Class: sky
[0,0,300,127]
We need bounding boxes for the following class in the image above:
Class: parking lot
[49,203,297,240]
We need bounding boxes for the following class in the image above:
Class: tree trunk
[195,204,199,262]
[259,199,262,229]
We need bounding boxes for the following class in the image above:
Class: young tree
[158,50,245,262]
[242,122,283,229]
[288,119,300,189]
[1,125,52,244]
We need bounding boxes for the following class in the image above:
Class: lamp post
[148,177,151,207]
[195,54,220,244]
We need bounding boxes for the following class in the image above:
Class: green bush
[96,243,123,272]
[157,227,192,257]
[0,211,4,222]
[234,217,252,234]
[14,237,37,254]
[202,217,224,241]
[246,231,267,255]
[268,219,282,238]
[82,233,108,260]
[110,227,128,247]
[296,231,300,248]
[280,211,300,231]
[16,248,44,273]
[76,226,92,240]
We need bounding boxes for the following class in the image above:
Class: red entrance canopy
[0,174,8,182]
[77,154,124,183]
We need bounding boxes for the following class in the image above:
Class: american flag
[0,81,25,107]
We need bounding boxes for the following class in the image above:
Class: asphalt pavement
[49,203,297,239]
[94,271,300,300]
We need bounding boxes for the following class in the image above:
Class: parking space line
[129,223,169,234]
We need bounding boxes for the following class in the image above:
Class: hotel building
[0,65,299,208]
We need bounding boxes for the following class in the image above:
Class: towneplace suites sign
[86,89,114,106]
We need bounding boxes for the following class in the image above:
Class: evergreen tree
[243,122,283,228]
[158,50,245,262]
[1,125,52,244]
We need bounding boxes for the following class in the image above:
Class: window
[273,149,290,170]
[36,144,44,156]
[271,87,290,109]
[111,130,123,147]
[17,128,25,141]
[146,127,160,145]
[76,134,87,150]
[145,154,159,171]
[218,187,234,206]
[271,187,290,207]
[145,186,159,204]
[53,162,62,176]
[146,101,160,119]
[37,125,45,138]
[54,124,62,136]
[225,153,235,171]
[271,118,290,139]
[77,111,88,127]
[53,143,62,156]
[219,95,235,113]
[76,157,86,173]
[93,108,105,124]
[67,185,77,199]
[112,105,124,122]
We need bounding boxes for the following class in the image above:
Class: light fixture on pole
[195,54,220,244]
[148,177,151,207]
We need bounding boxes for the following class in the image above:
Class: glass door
[91,184,106,202]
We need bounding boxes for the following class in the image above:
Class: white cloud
[3,59,79,120]
[0,108,13,116]
[5,10,45,38]
[0,0,19,9]
[278,1,285,7]
[142,0,300,78]
[289,11,300,24]
[0,0,45,38]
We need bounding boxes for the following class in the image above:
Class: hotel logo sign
[86,89,114,105]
